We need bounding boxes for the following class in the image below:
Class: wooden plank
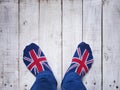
[19,0,39,90]
[62,0,82,77]
[103,0,120,89]
[82,0,102,90]
[0,0,18,3]
[0,1,18,90]
[39,0,61,89]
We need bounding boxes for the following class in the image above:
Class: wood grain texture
[82,0,102,90]
[19,0,39,90]
[0,0,120,90]
[103,0,120,89]
[62,0,82,77]
[39,0,62,90]
[0,1,18,90]
[0,0,18,3]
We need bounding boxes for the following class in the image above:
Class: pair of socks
[23,42,93,90]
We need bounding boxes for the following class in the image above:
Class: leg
[62,42,94,90]
[62,72,86,90]
[31,71,57,90]
[23,43,57,90]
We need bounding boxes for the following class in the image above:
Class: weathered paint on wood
[83,0,101,90]
[0,0,120,90]
[82,0,102,90]
[62,0,82,78]
[39,0,62,89]
[19,0,39,90]
[103,0,120,89]
[0,1,18,90]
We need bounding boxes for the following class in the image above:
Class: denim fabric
[31,71,86,90]
[62,72,86,90]
[31,71,57,90]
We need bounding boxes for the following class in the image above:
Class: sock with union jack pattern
[61,42,94,90]
[23,43,57,90]
[23,43,53,76]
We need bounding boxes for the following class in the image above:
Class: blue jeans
[31,71,86,90]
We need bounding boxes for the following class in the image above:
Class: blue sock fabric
[23,43,57,90]
[62,42,94,90]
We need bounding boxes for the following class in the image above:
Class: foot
[66,42,94,78]
[23,43,52,77]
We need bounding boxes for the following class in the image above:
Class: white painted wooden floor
[0,0,120,90]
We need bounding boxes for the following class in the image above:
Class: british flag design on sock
[66,42,94,77]
[23,43,51,77]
